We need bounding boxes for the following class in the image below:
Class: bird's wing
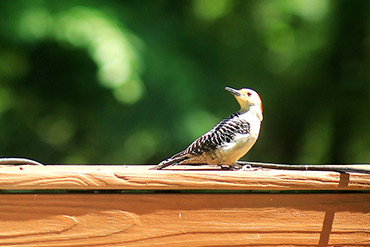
[185,112,250,156]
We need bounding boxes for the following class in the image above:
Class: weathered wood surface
[0,165,369,191]
[0,193,369,246]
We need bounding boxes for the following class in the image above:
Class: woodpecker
[153,87,263,170]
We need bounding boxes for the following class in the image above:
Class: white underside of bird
[154,86,263,170]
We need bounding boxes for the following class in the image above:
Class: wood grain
[0,165,369,191]
[0,193,369,246]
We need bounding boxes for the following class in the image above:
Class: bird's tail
[151,152,189,170]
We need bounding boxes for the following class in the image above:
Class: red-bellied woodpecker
[153,87,263,170]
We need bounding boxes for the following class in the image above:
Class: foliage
[0,0,369,165]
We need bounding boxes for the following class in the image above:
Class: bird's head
[225,87,263,120]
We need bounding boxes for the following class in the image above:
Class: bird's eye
[247,92,252,97]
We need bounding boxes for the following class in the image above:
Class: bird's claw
[219,164,233,170]
[241,164,252,171]
[227,163,259,171]
[219,164,248,171]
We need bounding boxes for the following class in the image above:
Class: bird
[153,86,263,170]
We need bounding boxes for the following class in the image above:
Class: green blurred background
[0,0,369,165]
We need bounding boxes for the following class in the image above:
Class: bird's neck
[239,105,263,122]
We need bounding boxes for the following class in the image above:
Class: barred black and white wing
[185,112,250,156]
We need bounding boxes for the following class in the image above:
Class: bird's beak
[225,87,242,97]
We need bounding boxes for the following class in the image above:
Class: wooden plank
[0,165,370,191]
[0,193,369,246]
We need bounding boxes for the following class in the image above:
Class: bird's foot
[239,164,262,171]
[218,164,245,170]
[241,164,253,171]
[226,163,260,171]
[219,164,233,170]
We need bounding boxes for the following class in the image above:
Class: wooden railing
[1,164,369,246]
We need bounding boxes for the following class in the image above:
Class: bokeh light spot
[193,0,234,21]
[16,6,144,104]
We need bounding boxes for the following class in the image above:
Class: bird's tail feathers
[152,152,189,170]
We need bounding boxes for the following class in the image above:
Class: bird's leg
[231,163,243,170]
[230,162,260,171]
[241,164,253,171]
[218,163,244,170]
[219,164,234,170]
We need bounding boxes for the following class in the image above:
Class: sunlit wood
[0,165,369,246]
[0,165,369,190]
